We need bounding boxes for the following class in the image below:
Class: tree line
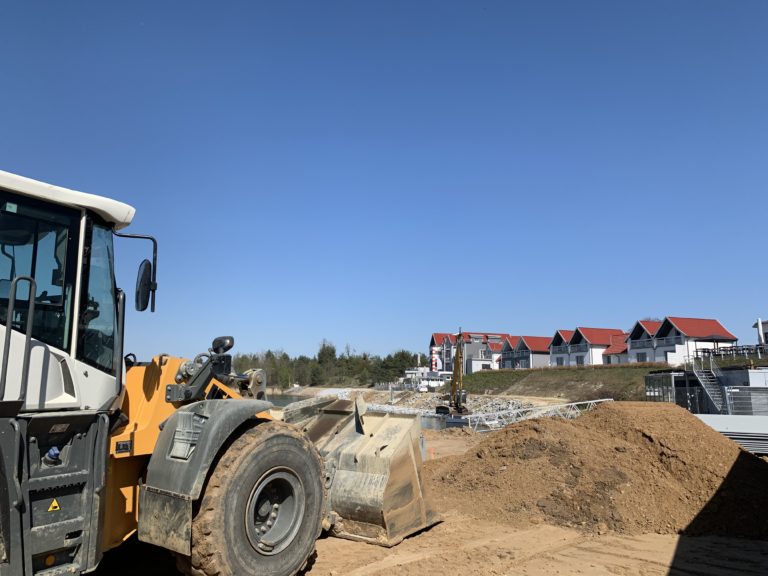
[232,340,421,390]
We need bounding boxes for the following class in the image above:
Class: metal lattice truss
[364,398,614,432]
[463,398,614,432]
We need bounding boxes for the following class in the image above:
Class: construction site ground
[97,402,768,575]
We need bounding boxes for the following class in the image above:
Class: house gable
[628,320,662,341]
[550,330,574,348]
[501,336,521,352]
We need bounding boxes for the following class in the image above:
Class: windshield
[0,192,79,350]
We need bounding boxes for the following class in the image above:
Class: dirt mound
[425,402,768,538]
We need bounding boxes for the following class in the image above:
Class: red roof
[430,333,452,347]
[519,336,553,353]
[638,320,662,336]
[603,333,630,355]
[487,342,503,352]
[505,335,521,348]
[558,329,575,342]
[666,317,737,341]
[574,327,625,346]
[549,329,575,348]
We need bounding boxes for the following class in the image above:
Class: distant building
[461,332,510,374]
[429,331,512,374]
[500,335,522,369]
[429,332,456,372]
[565,327,626,366]
[626,320,663,363]
[511,336,552,369]
[603,333,630,365]
[652,317,737,365]
[549,329,575,367]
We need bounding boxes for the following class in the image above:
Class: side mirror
[135,259,152,312]
[211,336,234,355]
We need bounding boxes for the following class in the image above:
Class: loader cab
[0,171,141,414]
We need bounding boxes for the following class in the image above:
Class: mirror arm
[114,232,158,312]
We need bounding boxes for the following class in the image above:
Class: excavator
[435,331,468,415]
[0,170,437,576]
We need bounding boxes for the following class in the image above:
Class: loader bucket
[282,396,439,546]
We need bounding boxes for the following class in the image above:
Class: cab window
[0,193,79,350]
[78,224,116,375]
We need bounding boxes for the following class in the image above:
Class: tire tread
[177,421,324,576]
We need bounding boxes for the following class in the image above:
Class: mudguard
[137,399,272,555]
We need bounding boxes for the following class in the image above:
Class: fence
[696,344,768,361]
[645,376,713,414]
[723,387,768,416]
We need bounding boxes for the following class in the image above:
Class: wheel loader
[0,170,437,576]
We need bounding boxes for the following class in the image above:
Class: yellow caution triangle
[48,499,61,512]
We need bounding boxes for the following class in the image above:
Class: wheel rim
[244,468,306,556]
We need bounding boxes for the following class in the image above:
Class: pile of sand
[425,402,768,538]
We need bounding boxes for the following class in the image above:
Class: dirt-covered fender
[138,399,272,555]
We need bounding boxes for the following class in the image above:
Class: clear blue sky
[1,1,766,359]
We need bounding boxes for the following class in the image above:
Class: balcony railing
[656,336,683,347]
[512,350,531,358]
[570,343,588,353]
[630,338,654,349]
[551,345,569,354]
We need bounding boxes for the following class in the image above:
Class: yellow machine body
[101,356,272,551]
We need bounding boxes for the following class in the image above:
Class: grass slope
[463,364,664,402]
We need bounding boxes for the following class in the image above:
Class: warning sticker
[48,499,61,512]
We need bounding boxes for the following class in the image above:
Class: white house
[549,329,574,367]
[429,333,456,372]
[549,330,574,366]
[651,317,737,365]
[511,336,552,369]
[462,332,510,374]
[500,335,522,369]
[626,320,662,363]
[603,333,630,365]
[487,341,504,370]
[567,327,626,366]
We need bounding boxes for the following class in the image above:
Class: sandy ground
[96,515,768,576]
[309,513,768,576]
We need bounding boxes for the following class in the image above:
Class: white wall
[467,358,493,374]
[588,345,608,365]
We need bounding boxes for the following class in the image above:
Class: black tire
[181,421,325,576]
